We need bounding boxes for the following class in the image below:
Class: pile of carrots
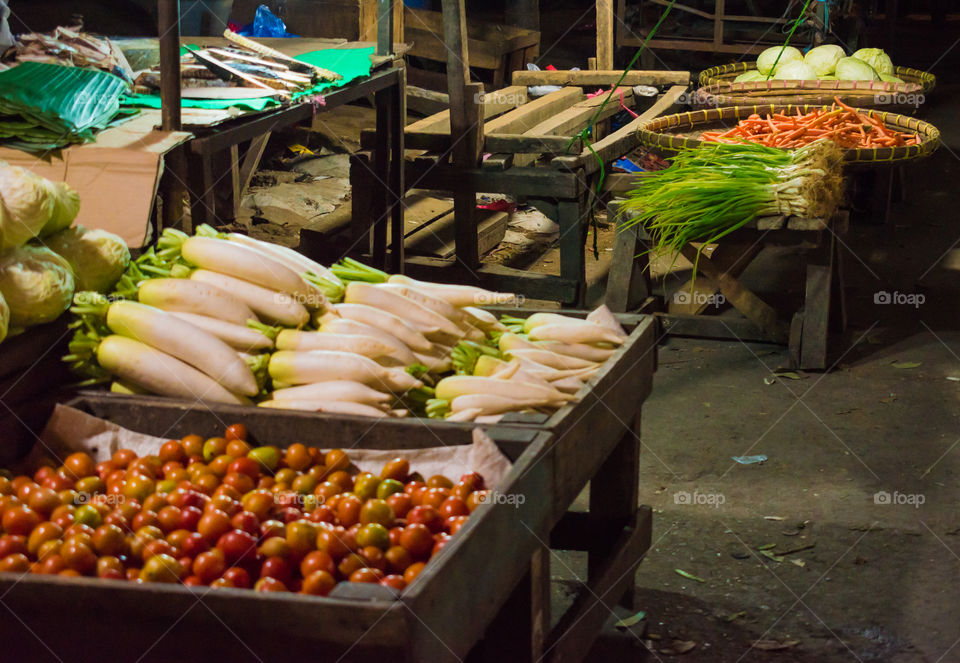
[700,97,920,149]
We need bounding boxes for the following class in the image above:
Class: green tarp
[122,46,377,112]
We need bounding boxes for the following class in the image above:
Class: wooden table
[344,69,689,305]
[609,198,848,370]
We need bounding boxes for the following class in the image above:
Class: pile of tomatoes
[0,424,488,595]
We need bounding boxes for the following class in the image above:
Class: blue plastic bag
[239,4,298,38]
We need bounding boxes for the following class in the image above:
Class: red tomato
[300,550,336,578]
[399,524,434,559]
[193,549,227,584]
[384,545,412,574]
[307,504,336,524]
[446,515,470,535]
[197,508,232,544]
[0,552,30,573]
[96,555,124,580]
[179,505,202,532]
[420,488,449,510]
[336,494,362,527]
[230,510,261,536]
[438,497,469,519]
[131,510,160,532]
[156,506,182,534]
[60,540,96,574]
[183,575,204,587]
[403,561,426,584]
[0,535,27,558]
[300,570,335,596]
[380,575,407,591]
[159,440,187,464]
[224,424,248,442]
[260,556,293,585]
[222,566,251,589]
[406,506,443,533]
[254,576,288,592]
[2,505,40,536]
[216,529,258,565]
[349,567,383,583]
[385,493,412,519]
[227,457,260,481]
[260,519,285,540]
[315,527,350,560]
[431,533,452,557]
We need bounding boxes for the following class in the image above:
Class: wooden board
[405,209,508,258]
[485,87,585,134]
[512,69,690,86]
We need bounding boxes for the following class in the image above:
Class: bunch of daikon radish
[427,306,628,423]
[65,225,533,418]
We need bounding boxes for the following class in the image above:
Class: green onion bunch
[619,139,843,276]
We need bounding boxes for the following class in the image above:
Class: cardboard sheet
[34,404,513,489]
[0,111,192,248]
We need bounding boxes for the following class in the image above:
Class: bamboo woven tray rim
[693,77,926,110]
[698,62,937,94]
[636,104,941,164]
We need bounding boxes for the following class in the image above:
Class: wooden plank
[403,85,527,134]
[406,162,583,198]
[237,131,271,199]
[799,233,834,370]
[405,209,508,258]
[404,7,540,62]
[557,198,586,306]
[405,432,553,661]
[485,87,585,135]
[597,0,614,70]
[398,131,577,153]
[407,85,449,117]
[714,0,726,48]
[658,313,773,343]
[376,0,394,55]
[512,69,690,87]
[547,508,653,663]
[552,85,688,174]
[605,220,647,312]
[157,0,181,132]
[668,242,763,315]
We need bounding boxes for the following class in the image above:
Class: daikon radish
[225,232,342,291]
[270,381,391,405]
[522,312,588,333]
[138,278,256,326]
[268,350,423,392]
[538,341,615,363]
[181,236,314,299]
[375,283,466,323]
[96,335,250,405]
[276,330,395,360]
[446,408,482,422]
[258,399,389,418]
[99,301,259,396]
[191,270,309,327]
[462,306,507,332]
[586,304,627,340]
[505,348,598,370]
[326,304,432,352]
[450,393,562,416]
[529,322,625,346]
[413,351,453,374]
[345,282,464,337]
[551,376,587,395]
[387,274,516,307]
[167,312,275,351]
[435,376,572,403]
[319,317,418,365]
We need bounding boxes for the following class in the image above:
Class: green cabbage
[0,245,75,328]
[774,60,818,80]
[734,70,767,83]
[0,164,54,250]
[852,48,894,75]
[757,45,803,75]
[804,44,846,76]
[43,225,130,293]
[38,181,81,238]
[835,57,879,81]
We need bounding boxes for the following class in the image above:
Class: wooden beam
[485,87,584,134]
[403,85,527,134]
[406,86,448,117]
[157,0,181,131]
[512,69,690,87]
[597,0,614,70]
[377,0,394,56]
[552,85,687,174]
[398,132,577,153]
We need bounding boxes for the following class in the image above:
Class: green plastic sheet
[0,62,129,150]
[122,46,376,111]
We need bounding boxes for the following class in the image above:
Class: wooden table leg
[372,89,392,267]
[558,198,586,307]
[389,69,406,274]
[606,221,650,312]
[799,231,836,370]
[588,411,641,608]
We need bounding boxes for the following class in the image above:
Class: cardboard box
[0,111,192,248]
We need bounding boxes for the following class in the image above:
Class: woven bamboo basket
[693,78,927,110]
[698,62,937,93]
[636,104,941,164]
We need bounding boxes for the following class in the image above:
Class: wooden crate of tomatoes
[0,399,553,663]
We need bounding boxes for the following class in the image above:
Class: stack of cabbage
[0,162,129,343]
[735,45,902,83]
[66,224,630,420]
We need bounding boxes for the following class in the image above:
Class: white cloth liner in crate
[34,404,513,489]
